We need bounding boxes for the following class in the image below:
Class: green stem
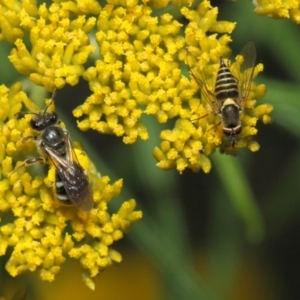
[212,152,265,243]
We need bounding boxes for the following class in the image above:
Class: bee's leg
[15,111,38,119]
[8,157,45,177]
[21,135,38,143]
[15,111,27,118]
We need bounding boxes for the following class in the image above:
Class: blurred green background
[1,0,300,299]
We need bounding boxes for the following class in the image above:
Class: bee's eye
[30,112,58,131]
[30,118,41,130]
[50,112,58,123]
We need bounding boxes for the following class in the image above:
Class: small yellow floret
[254,0,300,23]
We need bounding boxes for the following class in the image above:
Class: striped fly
[188,42,256,147]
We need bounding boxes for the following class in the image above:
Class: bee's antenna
[51,89,57,102]
[43,89,57,114]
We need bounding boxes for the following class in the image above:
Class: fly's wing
[236,42,256,108]
[11,288,27,300]
[45,133,93,212]
[186,49,219,113]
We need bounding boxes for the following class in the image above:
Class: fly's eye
[234,126,242,135]
[223,126,242,136]
[223,129,231,137]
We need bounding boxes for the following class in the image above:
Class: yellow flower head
[0,83,142,290]
[2,0,273,176]
[8,1,100,90]
[253,0,300,23]
[152,2,273,173]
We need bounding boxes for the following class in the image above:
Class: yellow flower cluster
[2,0,273,175]
[0,83,142,290]
[75,0,272,172]
[253,0,300,23]
[153,3,273,173]
[8,1,100,90]
[154,48,273,173]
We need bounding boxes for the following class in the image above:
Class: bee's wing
[186,51,218,113]
[45,134,94,212]
[237,42,256,108]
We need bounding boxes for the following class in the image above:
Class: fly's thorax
[215,57,239,101]
[221,99,242,148]
[220,98,242,133]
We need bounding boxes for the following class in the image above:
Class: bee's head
[30,111,58,131]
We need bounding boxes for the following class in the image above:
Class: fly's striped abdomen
[55,172,72,204]
[215,57,239,101]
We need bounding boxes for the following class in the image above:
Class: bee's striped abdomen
[215,57,239,101]
[55,172,72,204]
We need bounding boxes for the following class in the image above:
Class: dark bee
[11,101,93,212]
[188,42,256,147]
